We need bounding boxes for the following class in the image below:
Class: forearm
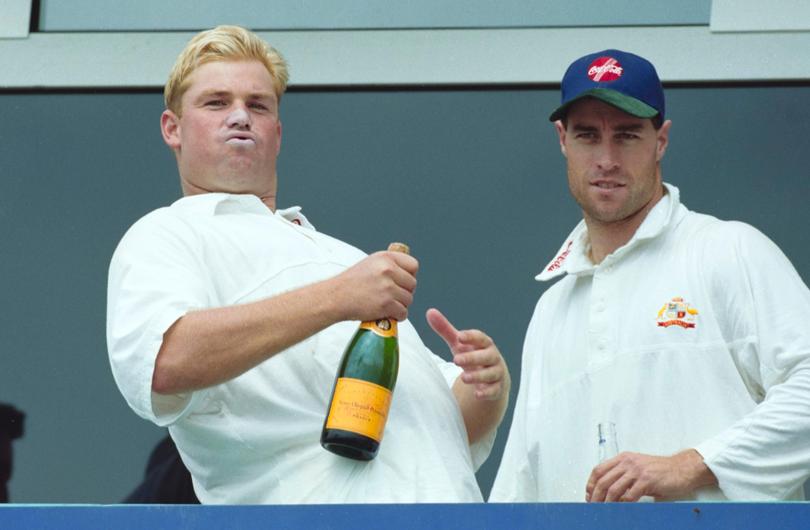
[452,371,510,444]
[673,449,718,492]
[152,277,343,394]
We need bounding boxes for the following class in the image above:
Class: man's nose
[225,105,251,129]
[595,143,620,172]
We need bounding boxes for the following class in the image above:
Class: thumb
[426,307,460,348]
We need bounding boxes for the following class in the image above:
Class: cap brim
[548,88,659,122]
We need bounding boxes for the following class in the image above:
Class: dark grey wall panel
[1,84,808,502]
[39,0,710,31]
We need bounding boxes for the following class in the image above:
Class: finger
[388,273,416,301]
[587,460,621,502]
[426,308,460,347]
[605,474,636,502]
[460,364,503,385]
[472,381,504,400]
[375,254,417,293]
[389,266,417,294]
[586,466,605,500]
[586,475,595,501]
[456,328,493,348]
[454,348,500,369]
[387,288,413,321]
[386,301,408,322]
[622,480,650,503]
[388,252,419,275]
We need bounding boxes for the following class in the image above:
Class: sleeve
[430,347,463,389]
[489,302,542,502]
[693,221,810,499]
[106,211,212,427]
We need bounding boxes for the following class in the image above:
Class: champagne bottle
[320,242,409,461]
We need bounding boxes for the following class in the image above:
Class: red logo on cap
[587,57,623,82]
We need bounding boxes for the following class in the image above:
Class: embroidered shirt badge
[656,297,699,329]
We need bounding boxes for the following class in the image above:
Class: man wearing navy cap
[490,49,810,502]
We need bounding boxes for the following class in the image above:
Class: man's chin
[181,175,275,197]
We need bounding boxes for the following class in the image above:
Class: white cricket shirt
[491,184,810,501]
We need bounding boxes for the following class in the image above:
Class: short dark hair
[0,404,25,439]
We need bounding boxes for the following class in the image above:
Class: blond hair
[164,25,289,115]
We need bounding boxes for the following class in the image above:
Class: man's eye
[205,100,225,107]
[249,102,268,110]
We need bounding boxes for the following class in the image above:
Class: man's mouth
[591,180,624,189]
[225,135,255,146]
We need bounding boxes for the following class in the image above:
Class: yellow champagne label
[359,319,397,338]
[326,378,393,442]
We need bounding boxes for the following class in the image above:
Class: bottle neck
[359,319,398,338]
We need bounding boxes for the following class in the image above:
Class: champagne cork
[387,242,410,255]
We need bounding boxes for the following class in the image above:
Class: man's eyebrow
[194,90,230,100]
[247,92,276,101]
[193,90,275,101]
[571,124,598,132]
[613,123,645,132]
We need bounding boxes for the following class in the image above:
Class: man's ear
[161,110,182,151]
[554,120,568,158]
[656,119,672,162]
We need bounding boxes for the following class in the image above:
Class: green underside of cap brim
[549,88,658,121]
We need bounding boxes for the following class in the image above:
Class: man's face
[555,98,670,228]
[161,60,282,198]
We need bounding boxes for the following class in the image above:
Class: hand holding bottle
[321,243,411,461]
[586,446,716,502]
[330,249,419,323]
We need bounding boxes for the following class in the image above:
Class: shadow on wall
[0,404,25,503]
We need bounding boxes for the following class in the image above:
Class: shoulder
[675,212,802,293]
[124,202,208,240]
[671,209,780,261]
[112,206,202,265]
[689,215,784,262]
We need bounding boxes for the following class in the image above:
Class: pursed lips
[224,131,257,146]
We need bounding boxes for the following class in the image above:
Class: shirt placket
[587,261,615,369]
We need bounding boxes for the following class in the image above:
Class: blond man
[107,26,509,504]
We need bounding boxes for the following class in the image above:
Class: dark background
[1,84,808,502]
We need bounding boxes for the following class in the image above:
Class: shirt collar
[536,182,684,281]
[170,193,316,230]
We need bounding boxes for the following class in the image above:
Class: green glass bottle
[321,242,409,461]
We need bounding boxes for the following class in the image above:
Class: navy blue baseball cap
[549,49,665,122]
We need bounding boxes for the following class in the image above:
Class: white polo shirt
[107,193,492,504]
[490,183,810,501]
